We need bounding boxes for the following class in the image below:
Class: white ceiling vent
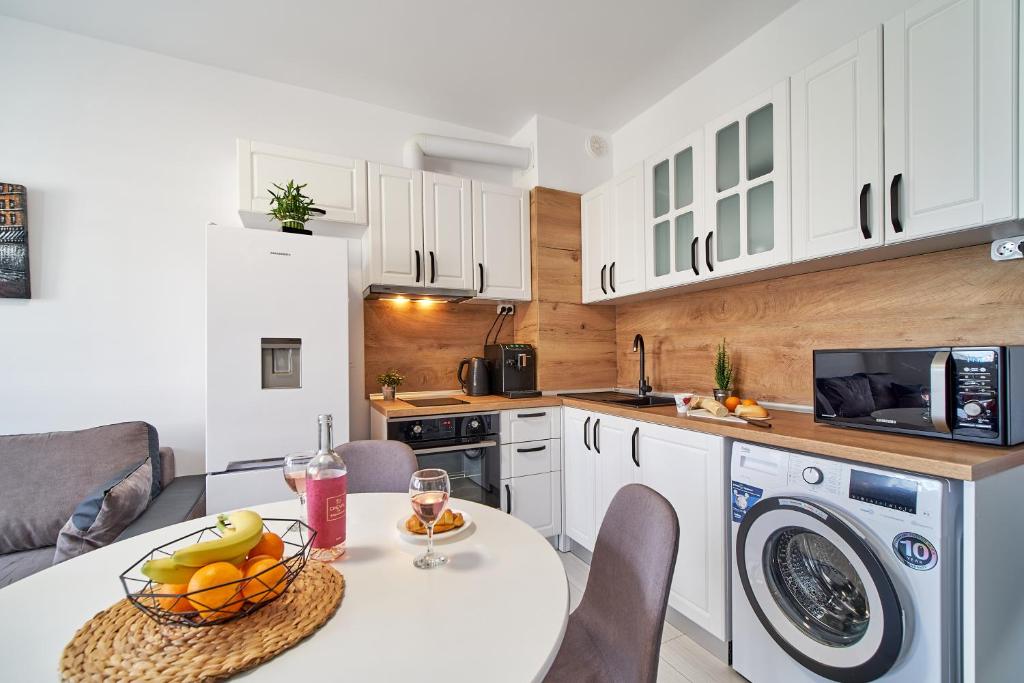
[584,134,608,159]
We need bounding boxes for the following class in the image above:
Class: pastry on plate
[406,508,465,535]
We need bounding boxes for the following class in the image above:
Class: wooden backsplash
[364,300,512,395]
[615,244,1024,405]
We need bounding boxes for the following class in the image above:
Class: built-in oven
[386,412,501,508]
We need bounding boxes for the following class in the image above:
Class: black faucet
[632,334,653,398]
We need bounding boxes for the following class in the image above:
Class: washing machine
[730,441,961,682]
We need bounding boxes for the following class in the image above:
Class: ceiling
[0,0,799,136]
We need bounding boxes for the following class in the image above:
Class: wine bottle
[306,414,347,560]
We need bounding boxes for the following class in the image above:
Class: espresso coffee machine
[484,343,540,398]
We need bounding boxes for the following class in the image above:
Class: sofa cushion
[0,546,55,589]
[0,422,162,554]
[53,459,152,564]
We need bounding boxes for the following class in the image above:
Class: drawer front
[502,407,559,443]
[501,440,555,478]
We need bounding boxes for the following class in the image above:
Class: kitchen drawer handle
[414,250,422,283]
[631,427,639,467]
[859,183,871,240]
[517,445,546,453]
[609,262,616,293]
[705,233,714,272]
[583,416,591,450]
[517,412,546,419]
[505,483,512,514]
[429,250,437,283]
[890,174,903,233]
[594,418,601,454]
[478,263,484,293]
[691,236,699,276]
[600,265,608,295]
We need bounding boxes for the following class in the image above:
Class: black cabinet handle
[609,262,616,293]
[478,263,484,293]
[600,265,608,295]
[705,233,714,272]
[594,418,601,453]
[859,184,871,239]
[517,412,546,419]
[517,445,546,453]
[631,427,639,467]
[691,236,700,276]
[429,250,437,283]
[414,250,421,283]
[583,416,591,450]
[890,173,903,233]
[505,484,512,514]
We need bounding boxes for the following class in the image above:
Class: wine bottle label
[307,473,347,549]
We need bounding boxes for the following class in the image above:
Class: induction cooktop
[403,397,469,407]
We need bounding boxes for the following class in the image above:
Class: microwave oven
[813,347,1023,445]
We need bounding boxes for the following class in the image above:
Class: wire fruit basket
[120,518,315,627]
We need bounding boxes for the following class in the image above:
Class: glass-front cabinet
[703,80,791,277]
[645,129,705,290]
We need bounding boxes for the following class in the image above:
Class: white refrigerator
[206,225,349,513]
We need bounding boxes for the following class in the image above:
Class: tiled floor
[559,552,747,683]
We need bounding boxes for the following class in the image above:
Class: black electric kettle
[457,357,490,396]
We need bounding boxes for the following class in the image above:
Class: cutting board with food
[685,396,772,424]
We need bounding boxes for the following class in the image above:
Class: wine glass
[409,468,451,569]
[283,451,314,518]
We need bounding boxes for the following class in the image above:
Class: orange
[242,554,275,573]
[248,532,285,561]
[241,558,287,603]
[723,396,741,413]
[742,398,758,406]
[187,562,244,621]
[154,583,193,613]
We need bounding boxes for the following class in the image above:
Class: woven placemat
[60,561,345,682]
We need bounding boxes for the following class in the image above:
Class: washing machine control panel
[787,456,841,494]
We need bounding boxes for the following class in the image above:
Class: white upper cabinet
[366,163,424,288]
[645,130,706,289]
[704,80,791,277]
[884,0,1018,242]
[472,181,531,301]
[238,139,367,225]
[580,164,645,303]
[791,29,884,261]
[422,172,474,290]
[637,422,728,641]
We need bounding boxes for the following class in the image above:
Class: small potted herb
[713,339,734,403]
[267,180,325,235]
[377,369,405,401]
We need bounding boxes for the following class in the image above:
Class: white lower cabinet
[637,421,728,640]
[501,471,561,539]
[563,407,729,640]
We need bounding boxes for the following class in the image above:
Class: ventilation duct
[403,133,531,170]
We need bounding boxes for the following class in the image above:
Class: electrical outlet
[496,304,515,315]
[991,236,1024,261]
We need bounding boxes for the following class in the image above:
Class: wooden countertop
[370,395,1024,480]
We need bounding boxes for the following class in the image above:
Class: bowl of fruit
[120,510,315,627]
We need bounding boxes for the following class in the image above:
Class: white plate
[396,510,474,543]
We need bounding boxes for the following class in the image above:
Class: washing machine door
[736,496,904,682]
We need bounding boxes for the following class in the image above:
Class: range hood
[362,283,476,303]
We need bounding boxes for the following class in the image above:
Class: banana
[141,556,199,584]
[172,510,264,568]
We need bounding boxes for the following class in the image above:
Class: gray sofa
[0,422,206,587]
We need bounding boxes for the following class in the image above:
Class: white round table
[0,494,569,682]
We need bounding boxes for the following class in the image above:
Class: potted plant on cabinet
[377,369,405,401]
[713,339,734,403]
[266,179,325,235]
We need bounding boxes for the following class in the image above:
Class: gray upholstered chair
[545,483,680,683]
[334,440,418,493]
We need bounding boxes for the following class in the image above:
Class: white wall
[512,115,613,194]
[611,0,920,173]
[0,17,515,474]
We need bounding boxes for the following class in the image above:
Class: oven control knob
[802,467,824,485]
[410,424,422,435]
[469,419,480,430]
[964,401,984,418]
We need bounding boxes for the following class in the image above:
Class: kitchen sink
[558,391,676,409]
